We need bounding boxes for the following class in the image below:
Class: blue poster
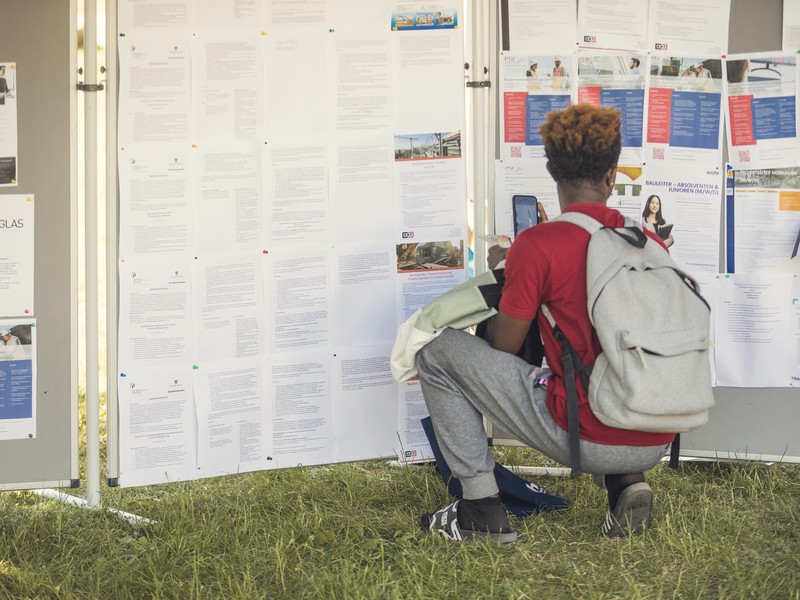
[0,359,33,419]
[525,95,570,145]
[751,96,796,140]
[601,89,644,147]
[670,91,721,150]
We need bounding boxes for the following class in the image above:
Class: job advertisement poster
[725,166,800,274]
[724,53,798,171]
[0,318,35,440]
[577,53,646,164]
[645,55,724,164]
[499,52,573,160]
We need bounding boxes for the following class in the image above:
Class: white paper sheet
[118,37,192,145]
[327,0,386,28]
[269,350,332,468]
[0,318,35,440]
[332,344,397,462]
[117,0,193,33]
[0,194,33,315]
[195,0,260,30]
[329,135,394,242]
[262,35,327,138]
[577,0,648,52]
[266,0,325,29]
[117,366,198,487]
[262,139,329,245]
[192,33,261,141]
[330,241,397,347]
[329,33,392,135]
[493,158,559,237]
[194,141,262,254]
[192,253,265,362]
[396,378,435,464]
[262,245,331,353]
[391,25,464,133]
[714,273,799,387]
[647,0,730,57]
[117,257,194,369]
[194,356,268,476]
[784,2,800,53]
[723,52,798,171]
[118,146,193,257]
[508,0,577,54]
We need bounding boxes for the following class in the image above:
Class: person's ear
[605,166,617,187]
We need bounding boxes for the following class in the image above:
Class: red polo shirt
[500,202,675,446]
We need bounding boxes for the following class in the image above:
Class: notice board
[0,0,79,489]
[491,0,799,463]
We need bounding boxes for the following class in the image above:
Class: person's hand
[487,244,508,270]
[664,235,674,248]
[537,203,549,223]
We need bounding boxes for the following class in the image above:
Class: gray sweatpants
[415,328,667,499]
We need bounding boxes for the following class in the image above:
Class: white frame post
[83,0,101,509]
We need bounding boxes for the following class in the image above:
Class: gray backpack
[541,211,714,475]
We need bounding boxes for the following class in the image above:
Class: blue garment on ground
[421,417,570,516]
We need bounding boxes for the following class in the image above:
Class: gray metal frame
[0,0,80,489]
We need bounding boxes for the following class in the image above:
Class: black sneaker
[421,500,517,544]
[601,482,652,537]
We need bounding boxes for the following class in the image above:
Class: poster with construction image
[645,55,724,165]
[499,52,573,161]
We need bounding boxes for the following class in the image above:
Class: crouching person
[417,104,674,542]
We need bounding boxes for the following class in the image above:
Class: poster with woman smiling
[641,163,722,276]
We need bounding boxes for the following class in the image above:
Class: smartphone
[512,195,538,237]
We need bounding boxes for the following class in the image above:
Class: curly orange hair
[539,104,621,184]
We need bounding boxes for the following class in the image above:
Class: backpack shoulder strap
[551,211,602,234]
[541,304,587,478]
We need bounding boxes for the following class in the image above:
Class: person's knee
[415,342,437,376]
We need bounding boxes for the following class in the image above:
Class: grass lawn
[0,444,798,599]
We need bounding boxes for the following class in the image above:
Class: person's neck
[556,181,611,209]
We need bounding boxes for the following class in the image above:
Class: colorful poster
[499,53,573,160]
[645,55,724,164]
[641,164,723,275]
[724,53,798,170]
[725,166,800,274]
[0,318,35,440]
[577,53,646,164]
